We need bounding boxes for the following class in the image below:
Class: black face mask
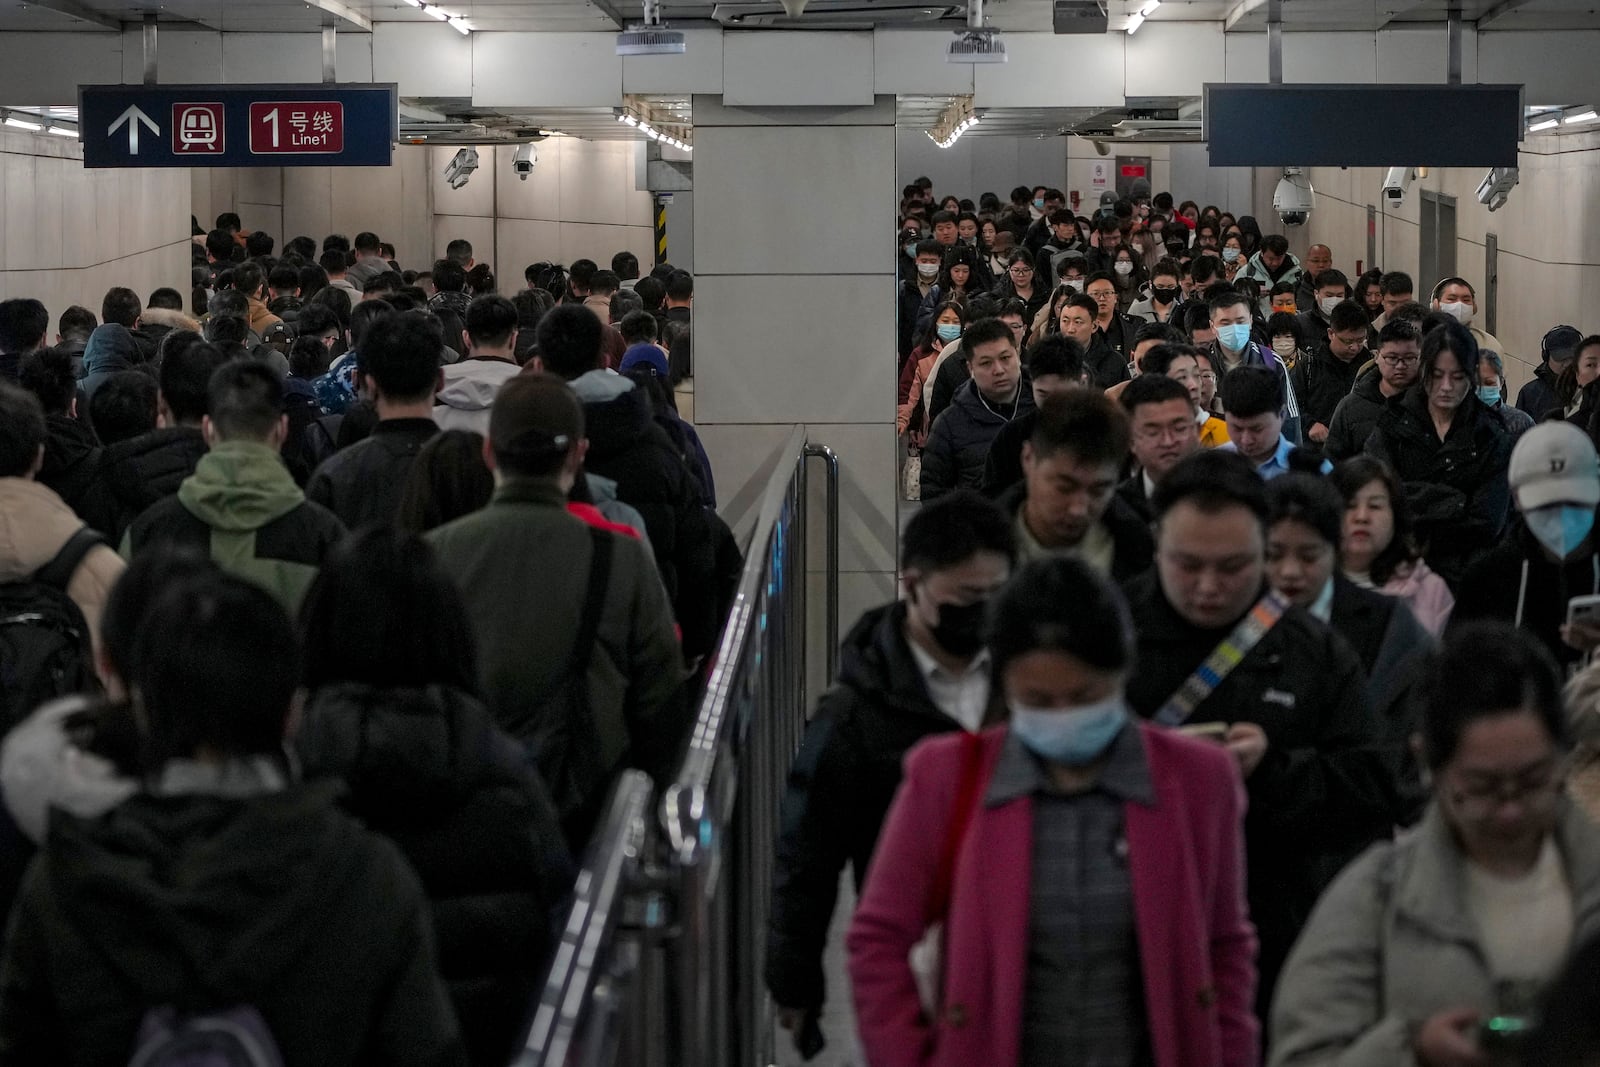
[1152,286,1181,304]
[928,597,987,657]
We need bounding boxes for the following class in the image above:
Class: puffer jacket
[1516,359,1562,421]
[1270,802,1600,1067]
[919,377,1036,501]
[0,478,124,661]
[1289,342,1365,436]
[433,359,521,434]
[296,683,576,1067]
[1364,387,1512,589]
[76,426,209,544]
[1322,368,1396,463]
[568,369,728,659]
[39,414,100,516]
[123,441,346,613]
[766,602,1002,1015]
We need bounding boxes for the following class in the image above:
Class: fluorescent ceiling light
[45,125,75,137]
[4,116,42,131]
[1529,116,1560,132]
[1564,108,1598,125]
[1126,11,1145,32]
[397,0,423,6]
[422,4,451,20]
[449,16,470,34]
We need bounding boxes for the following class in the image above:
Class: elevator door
[1418,190,1458,301]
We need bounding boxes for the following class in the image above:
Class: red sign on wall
[1120,164,1147,178]
[248,102,345,154]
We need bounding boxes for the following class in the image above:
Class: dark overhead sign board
[78,83,397,168]
[1204,84,1524,168]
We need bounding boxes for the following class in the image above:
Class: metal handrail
[519,770,654,1067]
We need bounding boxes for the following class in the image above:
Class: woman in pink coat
[847,556,1259,1067]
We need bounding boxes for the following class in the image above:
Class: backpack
[130,1006,285,1067]
[0,527,104,732]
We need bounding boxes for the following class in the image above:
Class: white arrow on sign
[108,105,160,155]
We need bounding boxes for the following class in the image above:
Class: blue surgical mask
[1222,247,1241,263]
[904,241,918,259]
[1525,505,1596,559]
[936,323,962,343]
[1477,385,1502,406]
[1010,697,1128,766]
[1217,322,1253,353]
[1034,198,1045,210]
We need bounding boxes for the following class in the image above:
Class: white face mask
[916,262,939,279]
[1319,296,1341,317]
[1065,279,1084,293]
[1272,337,1297,357]
[1113,261,1134,277]
[1439,299,1474,325]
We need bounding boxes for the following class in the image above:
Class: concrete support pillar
[688,94,900,694]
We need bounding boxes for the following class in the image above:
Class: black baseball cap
[1543,325,1584,364]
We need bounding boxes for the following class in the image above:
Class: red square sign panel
[172,103,225,154]
[248,102,345,155]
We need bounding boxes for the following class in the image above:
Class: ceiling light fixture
[4,115,42,131]
[1564,108,1598,125]
[448,16,471,34]
[617,0,687,55]
[421,3,451,21]
[45,125,76,137]
[1529,116,1561,132]
[949,0,1005,63]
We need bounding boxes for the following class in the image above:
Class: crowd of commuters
[0,215,733,1064]
[766,178,1600,1067]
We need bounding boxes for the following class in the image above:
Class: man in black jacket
[1116,372,1202,523]
[920,318,1034,501]
[17,347,99,516]
[978,334,1085,497]
[1123,450,1395,1021]
[306,313,442,528]
[1322,318,1422,462]
[1002,387,1152,581]
[534,304,729,661]
[767,490,1015,1053]
[1454,421,1600,676]
[1289,298,1370,449]
[77,338,227,542]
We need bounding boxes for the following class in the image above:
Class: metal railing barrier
[523,426,841,1067]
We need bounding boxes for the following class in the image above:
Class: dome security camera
[512,142,537,180]
[1273,167,1314,227]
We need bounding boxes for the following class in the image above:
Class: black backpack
[0,528,104,732]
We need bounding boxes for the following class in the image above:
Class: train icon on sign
[172,103,225,154]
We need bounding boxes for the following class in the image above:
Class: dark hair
[1149,258,1182,285]
[465,295,518,348]
[206,230,236,262]
[1421,319,1480,390]
[362,313,443,402]
[1139,341,1201,379]
[1219,365,1283,419]
[930,210,957,228]
[1329,300,1370,335]
[365,271,405,299]
[901,488,1016,573]
[1152,450,1269,526]
[18,346,77,416]
[1189,255,1223,287]
[298,264,330,302]
[90,370,159,445]
[232,263,265,300]
[1259,234,1289,256]
[352,231,381,254]
[611,251,641,281]
[445,238,473,266]
[618,309,659,346]
[397,430,495,533]
[1120,372,1193,416]
[1029,388,1130,467]
[590,270,621,296]
[295,303,340,341]
[1265,471,1344,549]
[1419,622,1568,771]
[244,231,275,258]
[465,263,496,297]
[147,288,184,313]
[634,275,665,313]
[1380,271,1414,297]
[665,270,694,302]
[568,259,598,289]
[287,335,332,380]
[323,233,351,255]
[130,571,300,768]
[207,359,283,440]
[101,547,221,686]
[266,264,299,294]
[299,527,479,695]
[318,249,349,275]
[1063,293,1099,321]
[535,304,604,380]
[1311,268,1349,293]
[0,382,47,477]
[285,236,317,261]
[1377,318,1423,350]
[1025,335,1084,382]
[204,314,249,347]
[919,300,968,351]
[1329,455,1420,585]
[1266,311,1302,344]
[215,212,242,232]
[348,298,394,350]
[986,557,1135,677]
[490,373,584,479]
[432,259,467,293]
[962,316,1015,356]
[100,287,142,329]
[160,341,229,424]
[57,305,97,341]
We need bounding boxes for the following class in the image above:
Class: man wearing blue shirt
[1218,365,1329,479]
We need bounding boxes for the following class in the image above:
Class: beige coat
[1270,802,1600,1066]
[0,479,125,663]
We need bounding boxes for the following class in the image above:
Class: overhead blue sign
[79,83,398,168]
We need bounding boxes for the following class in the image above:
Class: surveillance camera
[512,142,537,181]
[1273,167,1314,227]
[444,147,479,191]
[1382,166,1412,208]
[1477,166,1519,212]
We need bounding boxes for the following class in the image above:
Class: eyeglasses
[1379,354,1420,367]
[1009,266,1034,275]
[1449,758,1564,819]
[1197,371,1218,383]
[1134,422,1196,443]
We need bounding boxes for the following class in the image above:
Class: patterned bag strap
[1153,592,1290,728]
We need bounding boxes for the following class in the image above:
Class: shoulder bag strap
[569,525,614,678]
[928,731,985,923]
[1153,591,1290,728]
[35,527,107,591]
